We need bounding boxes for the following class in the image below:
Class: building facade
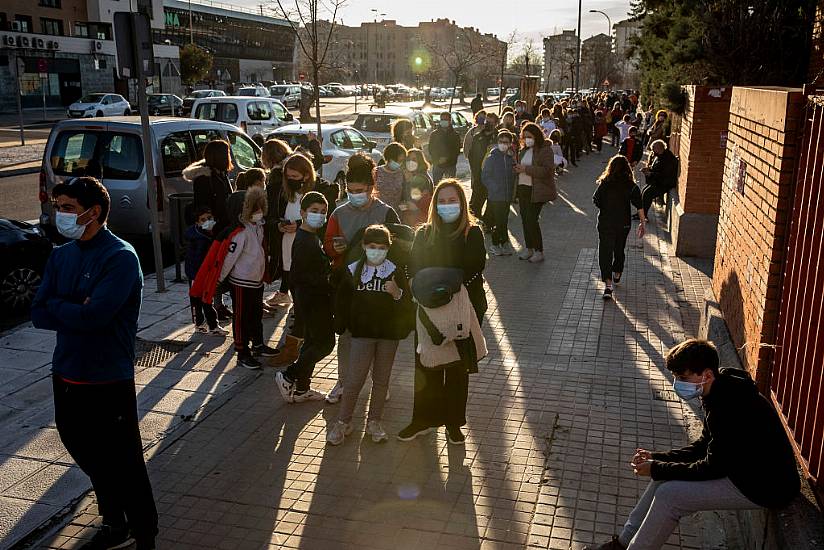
[542,30,577,92]
[580,33,613,90]
[157,0,296,85]
[613,18,642,89]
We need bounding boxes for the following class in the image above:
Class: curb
[0,166,39,178]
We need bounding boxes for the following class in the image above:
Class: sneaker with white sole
[274,371,295,403]
[209,326,229,336]
[446,425,466,445]
[529,251,545,263]
[326,420,353,445]
[293,388,326,403]
[238,354,262,370]
[326,381,344,403]
[518,248,534,260]
[195,323,208,334]
[252,344,280,357]
[366,420,388,443]
[397,423,433,441]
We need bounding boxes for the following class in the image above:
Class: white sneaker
[293,388,326,403]
[529,251,545,263]
[518,248,534,260]
[366,420,388,443]
[326,420,353,445]
[195,323,208,334]
[274,371,294,403]
[326,381,344,404]
[209,326,229,336]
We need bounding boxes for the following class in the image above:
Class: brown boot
[268,335,303,367]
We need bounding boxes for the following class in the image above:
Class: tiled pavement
[27,148,719,550]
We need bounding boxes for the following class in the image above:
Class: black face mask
[286,178,303,191]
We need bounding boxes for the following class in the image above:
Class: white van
[191,96,298,138]
[269,84,301,108]
[40,117,262,241]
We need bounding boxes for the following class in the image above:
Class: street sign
[113,12,154,79]
[37,58,48,73]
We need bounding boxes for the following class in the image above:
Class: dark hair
[540,108,551,118]
[497,129,514,142]
[194,205,212,219]
[548,129,562,143]
[520,122,546,148]
[300,191,328,210]
[235,168,266,190]
[362,224,392,246]
[383,142,407,163]
[501,106,515,115]
[203,140,233,172]
[665,339,720,376]
[440,111,451,121]
[52,176,110,224]
[391,119,414,143]
[346,152,376,185]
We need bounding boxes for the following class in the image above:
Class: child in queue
[400,148,433,227]
[185,207,228,336]
[375,142,407,213]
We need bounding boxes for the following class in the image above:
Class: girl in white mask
[400,148,434,227]
[326,225,412,445]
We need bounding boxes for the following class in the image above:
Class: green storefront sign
[165,11,181,28]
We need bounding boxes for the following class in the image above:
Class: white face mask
[497,143,509,153]
[406,160,419,172]
[524,138,535,148]
[200,219,216,231]
[364,248,388,265]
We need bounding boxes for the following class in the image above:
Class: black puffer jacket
[650,368,800,508]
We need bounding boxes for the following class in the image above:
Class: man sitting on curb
[587,338,800,550]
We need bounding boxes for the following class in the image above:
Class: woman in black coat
[185,140,234,234]
[398,179,487,446]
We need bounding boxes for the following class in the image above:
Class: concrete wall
[671,85,732,258]
[712,86,804,388]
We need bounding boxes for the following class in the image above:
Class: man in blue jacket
[31,177,157,550]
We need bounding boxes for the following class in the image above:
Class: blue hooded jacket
[31,228,143,382]
[481,147,517,202]
[184,224,214,280]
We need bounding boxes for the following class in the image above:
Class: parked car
[133,94,184,116]
[325,83,347,96]
[269,84,301,108]
[316,86,332,98]
[67,94,131,118]
[270,124,381,185]
[40,117,262,242]
[351,107,435,151]
[237,86,270,97]
[182,89,226,115]
[191,96,297,138]
[0,218,52,312]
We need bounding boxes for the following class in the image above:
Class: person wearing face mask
[31,177,158,550]
[481,130,517,256]
[275,192,335,404]
[398,179,487,445]
[514,100,531,126]
[586,339,800,550]
[185,207,228,336]
[400,148,434,227]
[218,186,276,370]
[327,225,413,445]
[513,123,556,263]
[375,142,407,212]
[391,118,418,150]
[462,109,487,163]
[428,111,462,183]
[323,153,401,403]
[467,111,498,230]
[646,110,669,150]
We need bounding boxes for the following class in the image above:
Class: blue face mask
[440,120,450,128]
[387,160,401,171]
[672,378,705,401]
[347,191,369,207]
[55,209,91,240]
[437,203,461,223]
[364,248,388,264]
[305,212,326,229]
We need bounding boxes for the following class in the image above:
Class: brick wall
[712,86,805,388]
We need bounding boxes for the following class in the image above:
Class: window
[190,130,222,159]
[39,0,61,7]
[161,132,193,175]
[41,17,63,36]
[246,101,271,121]
[451,113,465,128]
[50,131,100,176]
[330,130,348,148]
[194,103,238,124]
[14,15,33,33]
[227,132,258,170]
[270,101,287,120]
[345,129,367,150]
[354,115,393,133]
[74,22,88,37]
[413,113,428,130]
[102,134,143,180]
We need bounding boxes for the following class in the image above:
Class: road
[0,126,51,146]
[0,172,40,222]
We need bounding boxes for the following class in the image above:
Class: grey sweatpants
[337,337,399,424]
[621,478,760,550]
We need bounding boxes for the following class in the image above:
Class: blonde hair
[425,178,474,244]
[282,153,316,201]
[240,186,267,224]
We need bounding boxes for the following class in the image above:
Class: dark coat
[646,148,678,190]
[593,176,639,230]
[184,225,214,280]
[470,96,484,114]
[185,163,234,234]
[429,126,462,168]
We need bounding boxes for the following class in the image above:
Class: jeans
[487,201,511,246]
[337,337,398,423]
[517,185,545,252]
[598,227,631,282]
[620,479,760,550]
[286,293,335,392]
[432,164,456,184]
[53,376,158,542]
[230,284,264,354]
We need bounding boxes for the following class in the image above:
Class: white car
[270,124,381,185]
[352,107,436,151]
[237,86,270,97]
[192,96,298,138]
[67,94,131,118]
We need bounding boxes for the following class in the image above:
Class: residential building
[0,0,179,112]
[613,18,642,89]
[580,33,613,89]
[542,30,577,92]
[157,0,296,84]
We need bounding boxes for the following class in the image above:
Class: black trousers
[487,201,510,246]
[598,227,631,282]
[469,166,493,227]
[517,185,545,252]
[53,376,157,542]
[230,284,264,354]
[641,184,670,216]
[411,364,469,429]
[188,281,217,329]
[564,135,579,165]
[286,293,335,392]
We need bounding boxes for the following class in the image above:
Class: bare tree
[424,26,496,112]
[509,38,542,77]
[271,0,346,135]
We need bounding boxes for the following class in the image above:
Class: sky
[240,0,633,51]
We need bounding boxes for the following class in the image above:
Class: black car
[130,94,184,116]
[0,218,53,312]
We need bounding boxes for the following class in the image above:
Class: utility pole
[14,55,25,146]
[575,0,582,94]
[188,0,194,43]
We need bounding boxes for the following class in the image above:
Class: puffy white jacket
[219,222,265,288]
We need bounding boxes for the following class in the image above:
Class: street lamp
[369,8,386,84]
[589,10,612,42]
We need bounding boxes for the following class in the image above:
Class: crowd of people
[25,89,801,550]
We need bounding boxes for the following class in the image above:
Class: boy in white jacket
[219,186,277,369]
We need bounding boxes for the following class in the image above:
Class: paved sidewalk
[13,147,718,550]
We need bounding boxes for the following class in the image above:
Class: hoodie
[650,367,800,508]
[184,161,234,233]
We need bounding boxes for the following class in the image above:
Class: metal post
[575,0,582,94]
[15,55,25,146]
[189,0,194,44]
[42,76,47,120]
